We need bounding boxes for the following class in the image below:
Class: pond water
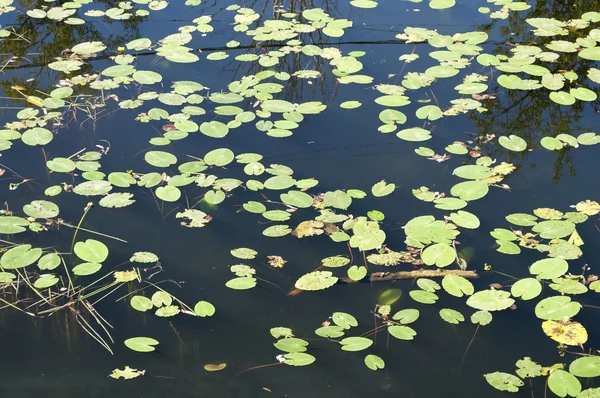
[0,0,600,397]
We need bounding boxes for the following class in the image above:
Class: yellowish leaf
[541,320,587,346]
[204,363,227,372]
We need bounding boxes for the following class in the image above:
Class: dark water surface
[0,0,599,397]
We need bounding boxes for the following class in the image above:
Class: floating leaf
[569,356,600,378]
[485,372,524,393]
[471,310,493,326]
[295,271,338,291]
[109,366,145,380]
[439,308,464,324]
[74,239,108,263]
[284,352,316,366]
[409,290,439,304]
[204,363,226,372]
[130,296,153,312]
[499,135,527,152]
[511,278,542,300]
[442,274,474,297]
[1,245,42,269]
[226,277,257,290]
[421,243,455,267]
[548,369,581,397]
[371,180,395,197]
[340,336,373,351]
[332,312,358,329]
[194,301,215,317]
[130,252,158,264]
[529,258,569,279]
[535,296,581,320]
[124,337,159,352]
[466,290,514,311]
[364,354,385,370]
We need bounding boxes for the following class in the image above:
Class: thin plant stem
[230,363,282,385]
[70,204,94,252]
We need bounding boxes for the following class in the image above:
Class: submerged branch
[288,269,478,296]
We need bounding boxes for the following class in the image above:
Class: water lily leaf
[511,278,542,300]
[295,271,338,291]
[243,201,266,213]
[471,310,493,326]
[145,151,177,167]
[1,245,42,269]
[204,148,234,167]
[364,354,385,370]
[442,274,474,297]
[130,252,158,263]
[535,296,581,320]
[322,256,350,267]
[315,325,345,338]
[485,372,524,392]
[274,337,309,353]
[72,262,102,276]
[371,180,395,197]
[130,296,153,312]
[284,352,316,366]
[388,325,417,340]
[340,336,373,351]
[450,181,489,201]
[549,278,587,294]
[194,301,215,317]
[22,127,53,146]
[99,193,135,208]
[204,363,226,372]
[230,248,257,260]
[324,190,352,209]
[575,200,600,215]
[529,258,568,279]
[397,127,431,142]
[270,327,294,339]
[549,91,575,106]
[38,253,61,270]
[497,240,521,255]
[450,211,480,229]
[124,337,159,352]
[205,190,226,205]
[263,225,292,237]
[417,278,440,293]
[156,186,181,202]
[506,213,538,226]
[569,356,600,378]
[23,200,59,218]
[280,191,313,208]
[347,265,367,281]
[34,274,59,289]
[340,101,362,109]
[499,135,527,152]
[226,277,257,290]
[453,165,492,180]
[109,366,144,380]
[439,308,464,324]
[422,243,455,267]
[409,290,439,304]
[74,239,108,263]
[548,369,581,397]
[265,175,296,190]
[466,290,514,311]
[332,312,358,329]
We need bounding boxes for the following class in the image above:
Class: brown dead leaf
[267,255,287,268]
[292,220,324,238]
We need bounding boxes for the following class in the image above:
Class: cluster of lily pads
[0,0,600,395]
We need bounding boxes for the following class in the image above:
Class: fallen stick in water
[288,269,478,296]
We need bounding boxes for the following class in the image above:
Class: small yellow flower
[117,46,125,52]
